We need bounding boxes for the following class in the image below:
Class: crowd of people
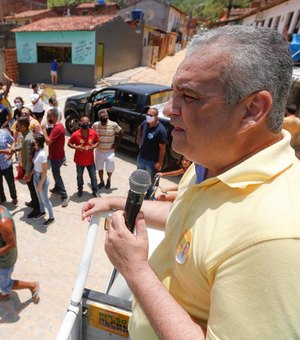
[0,74,187,306]
[2,24,300,337]
[0,82,129,225]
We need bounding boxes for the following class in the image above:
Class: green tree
[169,0,251,20]
[48,0,88,7]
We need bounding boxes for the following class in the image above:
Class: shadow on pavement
[0,291,32,324]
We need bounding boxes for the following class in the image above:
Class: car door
[85,89,116,124]
[109,90,143,148]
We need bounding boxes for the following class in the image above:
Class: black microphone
[124,169,152,232]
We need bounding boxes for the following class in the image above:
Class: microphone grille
[129,169,152,194]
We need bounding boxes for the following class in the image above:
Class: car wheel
[65,114,81,134]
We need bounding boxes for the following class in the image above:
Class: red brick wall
[4,49,18,82]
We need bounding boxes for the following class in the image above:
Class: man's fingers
[81,202,95,220]
[135,211,148,241]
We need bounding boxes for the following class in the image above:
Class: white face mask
[146,115,155,123]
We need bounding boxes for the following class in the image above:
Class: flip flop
[31,282,40,304]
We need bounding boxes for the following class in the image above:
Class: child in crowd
[155,156,192,202]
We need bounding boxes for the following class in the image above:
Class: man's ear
[239,91,273,134]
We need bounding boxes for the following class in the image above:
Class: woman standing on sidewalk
[32,134,54,226]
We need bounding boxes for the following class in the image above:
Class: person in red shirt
[68,117,100,197]
[42,107,70,207]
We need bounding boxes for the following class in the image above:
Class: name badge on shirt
[147,132,154,140]
[176,229,192,264]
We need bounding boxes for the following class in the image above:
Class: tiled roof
[4,9,51,19]
[12,15,118,32]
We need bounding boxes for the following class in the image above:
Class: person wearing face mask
[136,107,167,198]
[42,108,70,208]
[13,97,24,121]
[11,107,40,182]
[92,109,123,190]
[68,117,99,198]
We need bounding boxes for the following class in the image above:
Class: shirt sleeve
[49,125,63,143]
[206,239,300,339]
[7,131,14,145]
[158,125,167,144]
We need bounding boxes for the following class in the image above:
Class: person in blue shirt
[0,128,17,205]
[137,107,167,198]
[50,59,58,86]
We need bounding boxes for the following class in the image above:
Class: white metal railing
[56,210,165,340]
[56,212,109,340]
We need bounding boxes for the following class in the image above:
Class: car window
[93,90,116,106]
[150,90,173,106]
[116,91,139,111]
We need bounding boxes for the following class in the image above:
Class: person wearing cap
[283,104,300,159]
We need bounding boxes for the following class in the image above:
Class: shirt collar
[216,130,295,189]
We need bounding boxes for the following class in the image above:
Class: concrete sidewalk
[0,85,177,338]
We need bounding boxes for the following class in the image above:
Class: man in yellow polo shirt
[82,26,300,339]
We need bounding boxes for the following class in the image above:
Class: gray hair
[187,25,293,132]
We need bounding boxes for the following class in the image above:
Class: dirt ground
[129,49,186,85]
[0,49,187,339]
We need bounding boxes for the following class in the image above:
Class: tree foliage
[48,0,88,7]
[169,0,251,20]
[48,0,251,20]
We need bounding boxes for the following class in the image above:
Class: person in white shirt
[30,83,44,124]
[41,96,62,136]
[32,134,54,226]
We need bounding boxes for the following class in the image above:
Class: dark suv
[64,83,179,169]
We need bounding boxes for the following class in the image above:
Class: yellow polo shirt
[129,130,300,339]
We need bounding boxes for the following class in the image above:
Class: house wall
[16,31,95,64]
[0,23,17,83]
[167,6,181,32]
[16,30,96,87]
[119,0,169,31]
[242,0,300,34]
[16,16,143,87]
[96,16,143,78]
[4,49,18,81]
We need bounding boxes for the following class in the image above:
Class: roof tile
[12,15,118,32]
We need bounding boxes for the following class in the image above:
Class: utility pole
[227,0,233,18]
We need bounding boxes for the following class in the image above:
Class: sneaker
[0,198,6,205]
[77,190,83,197]
[97,181,105,189]
[50,187,60,194]
[43,218,55,226]
[33,212,46,219]
[25,201,34,207]
[12,198,18,205]
[61,196,70,208]
[105,179,111,189]
[27,210,40,219]
[92,191,100,198]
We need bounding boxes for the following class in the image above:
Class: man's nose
[163,97,181,117]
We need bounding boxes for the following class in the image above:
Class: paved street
[0,81,178,338]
